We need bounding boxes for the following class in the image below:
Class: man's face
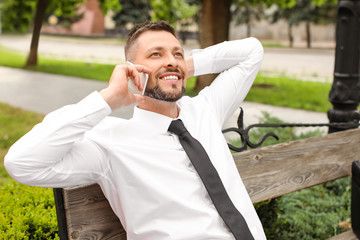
[130,30,187,102]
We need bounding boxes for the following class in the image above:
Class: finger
[134,65,152,76]
[127,66,150,91]
[133,93,145,103]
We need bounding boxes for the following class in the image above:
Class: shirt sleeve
[4,91,112,188]
[192,38,264,126]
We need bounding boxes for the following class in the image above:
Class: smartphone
[126,61,149,95]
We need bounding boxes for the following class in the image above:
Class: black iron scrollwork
[222,108,360,152]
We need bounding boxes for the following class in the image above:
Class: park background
[0,0,355,239]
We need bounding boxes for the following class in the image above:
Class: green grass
[0,102,43,185]
[246,74,332,112]
[0,46,114,81]
[0,46,333,112]
[261,42,288,48]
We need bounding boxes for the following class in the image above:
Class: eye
[175,52,184,58]
[151,52,160,57]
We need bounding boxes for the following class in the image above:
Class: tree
[150,0,198,28]
[25,0,121,67]
[194,0,297,92]
[25,0,49,67]
[112,0,151,28]
[1,0,36,33]
[193,0,232,92]
[271,0,337,48]
[232,0,265,38]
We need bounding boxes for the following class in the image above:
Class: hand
[100,64,152,110]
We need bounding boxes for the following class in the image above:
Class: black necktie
[168,119,254,240]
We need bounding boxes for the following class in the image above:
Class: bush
[277,177,351,240]
[0,182,59,239]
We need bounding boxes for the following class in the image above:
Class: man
[5,21,266,239]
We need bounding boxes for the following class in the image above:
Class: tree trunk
[195,0,232,92]
[306,20,311,49]
[288,22,293,48]
[25,0,50,67]
[246,1,251,38]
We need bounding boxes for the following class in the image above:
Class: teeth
[163,75,178,80]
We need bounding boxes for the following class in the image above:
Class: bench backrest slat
[234,128,360,203]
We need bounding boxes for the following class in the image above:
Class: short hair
[125,20,177,60]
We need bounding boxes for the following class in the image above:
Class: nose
[164,53,178,68]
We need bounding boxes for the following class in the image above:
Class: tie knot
[168,119,188,136]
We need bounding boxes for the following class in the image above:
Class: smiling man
[5,21,266,239]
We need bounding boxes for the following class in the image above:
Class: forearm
[4,92,111,187]
[192,37,263,76]
[192,38,264,125]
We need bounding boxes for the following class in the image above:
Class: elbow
[250,37,264,59]
[4,154,22,183]
[4,154,32,185]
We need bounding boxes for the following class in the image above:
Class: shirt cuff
[191,48,215,76]
[76,91,112,126]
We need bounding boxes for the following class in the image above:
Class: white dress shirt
[5,38,266,240]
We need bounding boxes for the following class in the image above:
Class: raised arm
[192,38,264,126]
[4,64,150,188]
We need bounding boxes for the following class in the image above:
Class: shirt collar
[132,105,181,134]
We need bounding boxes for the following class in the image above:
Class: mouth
[159,73,181,83]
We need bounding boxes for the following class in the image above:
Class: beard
[144,68,186,102]
[144,83,185,102]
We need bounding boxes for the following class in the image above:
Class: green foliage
[1,0,121,33]
[1,0,36,33]
[112,0,151,27]
[270,0,337,27]
[97,0,121,14]
[232,0,265,27]
[0,182,59,239]
[0,102,57,239]
[277,177,351,239]
[150,0,198,27]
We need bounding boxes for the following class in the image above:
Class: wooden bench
[54,128,360,240]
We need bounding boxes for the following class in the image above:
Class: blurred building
[42,0,105,36]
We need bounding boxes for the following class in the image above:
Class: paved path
[0,66,135,119]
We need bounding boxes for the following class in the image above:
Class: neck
[137,97,179,118]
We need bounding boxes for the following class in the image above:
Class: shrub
[0,182,59,239]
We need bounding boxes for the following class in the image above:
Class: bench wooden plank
[327,230,358,240]
[60,128,360,239]
[62,185,125,239]
[234,128,360,203]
